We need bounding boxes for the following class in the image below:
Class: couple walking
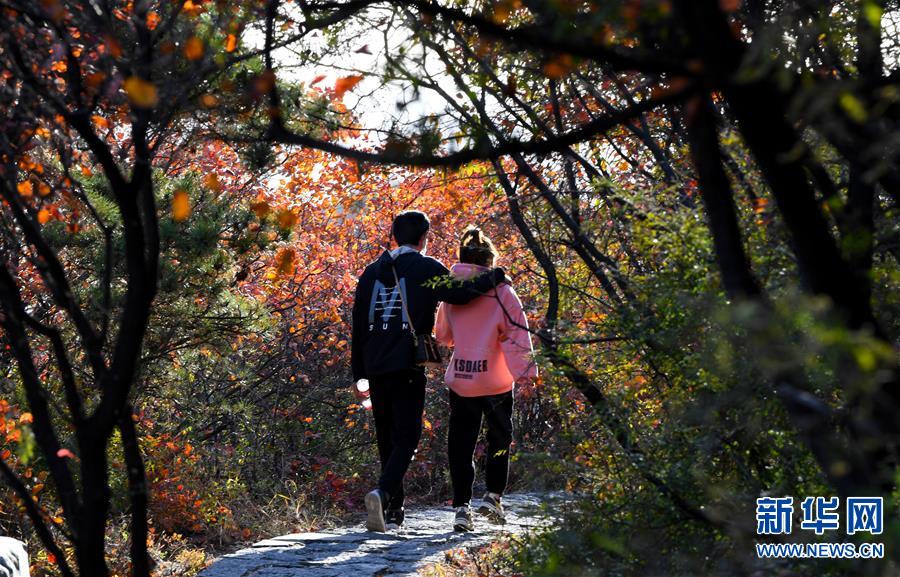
[351,211,538,533]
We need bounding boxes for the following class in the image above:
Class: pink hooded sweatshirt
[435,263,538,397]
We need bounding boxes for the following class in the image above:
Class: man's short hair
[392,211,430,246]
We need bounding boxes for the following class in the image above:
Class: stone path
[199,493,559,577]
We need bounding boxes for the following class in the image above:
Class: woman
[435,227,538,532]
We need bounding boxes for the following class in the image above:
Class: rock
[0,537,28,577]
[199,492,564,577]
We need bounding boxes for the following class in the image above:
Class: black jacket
[351,250,503,380]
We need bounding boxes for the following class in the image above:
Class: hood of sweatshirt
[449,262,491,280]
[374,247,421,286]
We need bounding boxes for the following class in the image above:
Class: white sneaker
[453,506,474,532]
[477,492,506,524]
[385,508,405,531]
[365,489,387,532]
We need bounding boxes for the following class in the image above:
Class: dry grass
[419,539,520,577]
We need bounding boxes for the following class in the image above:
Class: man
[351,211,505,532]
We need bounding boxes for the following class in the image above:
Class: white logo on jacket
[368,279,409,332]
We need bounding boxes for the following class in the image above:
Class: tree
[2,0,898,574]
[0,1,366,574]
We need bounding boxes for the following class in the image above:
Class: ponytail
[458,226,498,267]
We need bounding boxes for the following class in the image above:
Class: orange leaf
[274,248,296,277]
[199,93,218,108]
[17,181,33,197]
[19,413,33,424]
[276,209,298,229]
[250,200,270,218]
[124,76,159,108]
[542,54,574,79]
[172,189,190,221]
[91,114,109,129]
[225,33,237,53]
[146,11,160,30]
[184,36,204,61]
[493,0,522,23]
[37,209,51,224]
[203,174,222,193]
[333,75,363,100]
[182,0,204,17]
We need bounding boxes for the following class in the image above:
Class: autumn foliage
[1,1,898,577]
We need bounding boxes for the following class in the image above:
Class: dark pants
[448,389,513,507]
[369,368,427,510]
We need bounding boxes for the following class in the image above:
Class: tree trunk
[77,434,111,577]
[685,94,761,298]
